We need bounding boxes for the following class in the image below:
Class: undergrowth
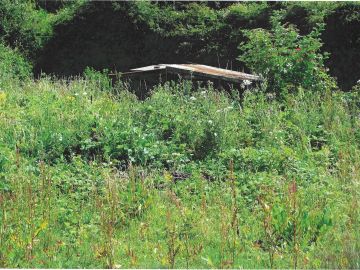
[0,76,359,268]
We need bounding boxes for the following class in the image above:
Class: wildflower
[295,47,301,51]
[83,92,87,96]
[66,96,75,102]
[208,120,213,125]
[243,80,252,86]
[241,80,252,89]
[164,171,172,183]
[190,96,196,101]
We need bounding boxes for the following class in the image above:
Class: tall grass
[0,77,359,268]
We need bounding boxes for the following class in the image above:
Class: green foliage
[0,74,359,267]
[0,43,32,85]
[0,1,359,88]
[225,2,269,26]
[0,0,85,64]
[83,67,112,92]
[239,11,336,94]
[0,0,54,58]
[2,1,351,89]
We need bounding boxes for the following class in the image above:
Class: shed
[120,63,261,97]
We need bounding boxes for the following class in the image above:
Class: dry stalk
[229,159,238,267]
[289,180,298,269]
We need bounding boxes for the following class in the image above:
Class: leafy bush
[0,0,54,58]
[0,43,31,84]
[239,11,337,95]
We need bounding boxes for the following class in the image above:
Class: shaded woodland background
[1,1,360,90]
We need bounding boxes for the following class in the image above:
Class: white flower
[243,80,252,86]
[208,120,213,125]
[190,96,196,101]
[201,91,206,95]
[83,92,87,95]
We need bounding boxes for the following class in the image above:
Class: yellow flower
[65,95,75,102]
[164,171,173,183]
[0,91,6,104]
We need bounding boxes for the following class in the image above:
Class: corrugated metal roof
[128,64,260,83]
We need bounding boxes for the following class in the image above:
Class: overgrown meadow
[0,74,359,268]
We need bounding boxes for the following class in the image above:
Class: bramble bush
[239,11,337,95]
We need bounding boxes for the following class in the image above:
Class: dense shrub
[239,12,336,95]
[0,43,32,84]
[0,0,53,58]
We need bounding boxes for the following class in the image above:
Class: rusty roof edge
[165,64,260,82]
[126,64,261,81]
[188,64,261,80]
